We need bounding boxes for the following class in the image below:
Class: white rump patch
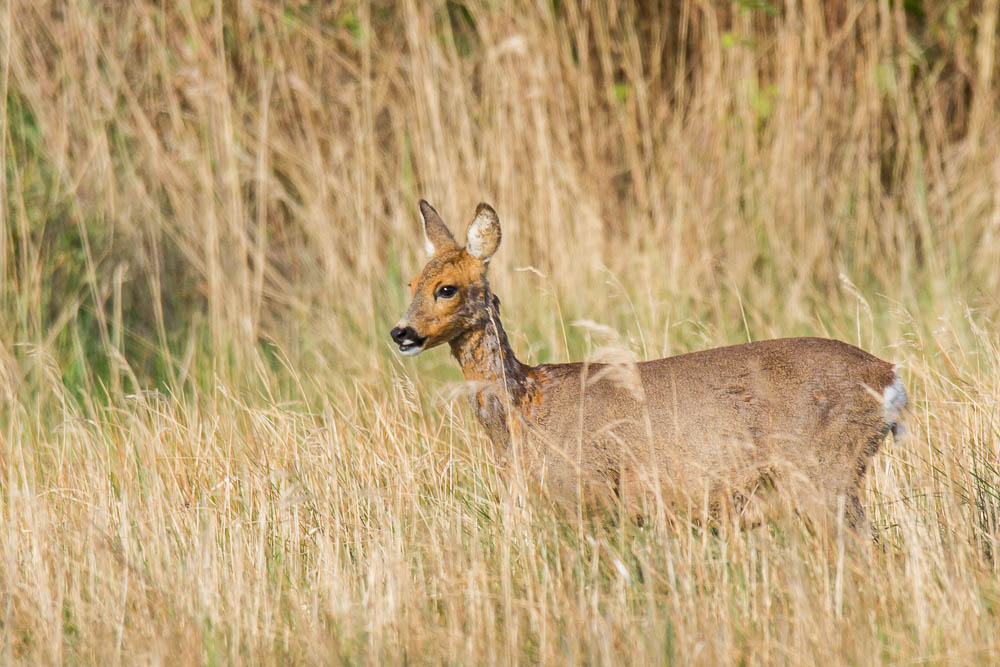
[882,367,908,437]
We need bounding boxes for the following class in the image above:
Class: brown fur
[394,201,904,530]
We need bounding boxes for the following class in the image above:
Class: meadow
[2,1,999,663]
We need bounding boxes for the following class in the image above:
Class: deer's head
[391,200,501,356]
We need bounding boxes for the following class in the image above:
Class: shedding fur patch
[882,366,908,437]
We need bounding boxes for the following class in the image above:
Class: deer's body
[393,201,906,527]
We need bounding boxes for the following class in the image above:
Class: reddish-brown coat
[394,201,906,529]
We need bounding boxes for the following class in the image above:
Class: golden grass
[2,0,1000,663]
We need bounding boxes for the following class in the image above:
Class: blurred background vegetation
[4,0,997,399]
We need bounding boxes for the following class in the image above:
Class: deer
[390,200,907,532]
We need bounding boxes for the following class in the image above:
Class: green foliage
[735,0,780,17]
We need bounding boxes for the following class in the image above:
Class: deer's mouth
[397,335,427,356]
[391,325,428,356]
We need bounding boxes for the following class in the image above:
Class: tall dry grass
[1,0,999,663]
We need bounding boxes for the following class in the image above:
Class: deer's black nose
[391,326,416,344]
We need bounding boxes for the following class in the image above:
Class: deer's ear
[466,203,501,262]
[419,200,457,256]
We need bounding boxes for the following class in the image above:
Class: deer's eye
[436,285,458,299]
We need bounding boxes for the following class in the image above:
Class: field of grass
[2,1,999,663]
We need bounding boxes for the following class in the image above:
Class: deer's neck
[449,294,528,395]
[449,293,531,453]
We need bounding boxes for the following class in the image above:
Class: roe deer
[391,200,907,530]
